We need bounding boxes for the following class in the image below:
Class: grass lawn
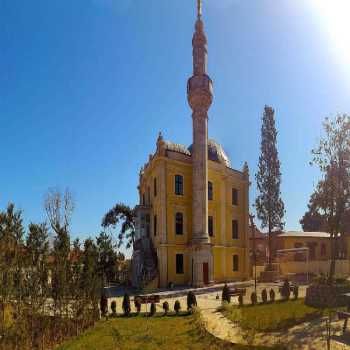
[222,299,323,332]
[56,312,284,350]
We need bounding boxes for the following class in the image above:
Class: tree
[0,203,25,348]
[122,293,131,316]
[80,238,101,325]
[101,204,136,249]
[301,195,350,236]
[44,188,74,339]
[300,199,328,232]
[308,114,350,281]
[222,284,231,303]
[255,106,285,265]
[25,222,50,348]
[96,232,117,286]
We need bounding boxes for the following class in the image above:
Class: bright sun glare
[310,0,350,73]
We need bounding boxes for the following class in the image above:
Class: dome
[188,139,230,167]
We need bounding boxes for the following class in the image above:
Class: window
[233,255,239,271]
[154,177,157,197]
[321,243,326,257]
[176,254,184,274]
[232,188,238,206]
[175,212,184,235]
[147,186,151,204]
[208,216,214,237]
[175,175,184,195]
[146,214,150,237]
[142,194,145,205]
[208,181,213,200]
[232,220,238,239]
[153,215,157,236]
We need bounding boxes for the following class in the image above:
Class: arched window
[232,220,238,239]
[208,181,213,200]
[175,175,184,195]
[232,188,238,205]
[233,255,239,272]
[175,212,184,235]
[176,254,184,274]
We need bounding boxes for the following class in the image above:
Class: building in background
[131,2,250,288]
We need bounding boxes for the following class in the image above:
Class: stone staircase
[132,237,158,289]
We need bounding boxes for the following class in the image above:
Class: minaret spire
[197,0,202,19]
[187,0,214,287]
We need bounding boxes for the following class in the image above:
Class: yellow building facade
[131,2,250,288]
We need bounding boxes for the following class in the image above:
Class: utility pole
[249,214,257,294]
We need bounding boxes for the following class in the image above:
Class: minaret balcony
[187,74,213,95]
[187,75,213,111]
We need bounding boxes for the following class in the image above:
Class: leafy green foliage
[150,303,156,316]
[100,296,108,316]
[122,294,131,316]
[174,300,181,315]
[306,115,350,280]
[134,297,141,314]
[162,301,169,315]
[293,285,299,300]
[187,291,197,310]
[222,284,231,303]
[102,203,136,249]
[111,301,117,316]
[280,280,291,300]
[96,232,118,285]
[255,106,285,264]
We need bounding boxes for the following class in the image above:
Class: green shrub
[293,285,299,300]
[162,301,169,315]
[100,296,108,316]
[174,300,181,315]
[150,303,156,316]
[222,283,231,303]
[238,294,244,307]
[261,289,267,304]
[111,301,117,316]
[187,291,197,311]
[122,293,131,316]
[269,289,275,302]
[313,273,327,285]
[281,280,291,301]
[250,292,257,305]
[134,297,141,314]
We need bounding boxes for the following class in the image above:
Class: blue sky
[1,0,350,255]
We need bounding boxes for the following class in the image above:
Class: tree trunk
[329,235,336,283]
[267,224,272,269]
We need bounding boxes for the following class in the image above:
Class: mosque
[131,1,250,288]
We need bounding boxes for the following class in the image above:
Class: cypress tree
[255,106,285,266]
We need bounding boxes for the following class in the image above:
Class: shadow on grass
[108,311,192,319]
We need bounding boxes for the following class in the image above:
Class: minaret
[187,0,214,286]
